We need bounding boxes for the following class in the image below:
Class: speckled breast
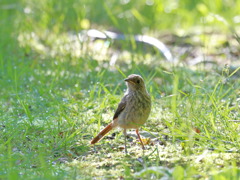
[117,91,151,129]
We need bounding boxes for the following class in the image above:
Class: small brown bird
[90,74,151,153]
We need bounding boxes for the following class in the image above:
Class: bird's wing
[113,95,127,120]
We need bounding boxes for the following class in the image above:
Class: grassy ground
[1,0,240,179]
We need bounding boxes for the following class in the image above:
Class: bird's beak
[124,78,136,85]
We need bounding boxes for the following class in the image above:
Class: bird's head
[124,74,147,92]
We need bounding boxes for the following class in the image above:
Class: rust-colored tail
[90,123,113,144]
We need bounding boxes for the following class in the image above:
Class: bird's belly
[117,103,150,129]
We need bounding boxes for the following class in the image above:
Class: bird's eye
[136,80,140,84]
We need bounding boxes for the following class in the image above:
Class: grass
[1,0,240,179]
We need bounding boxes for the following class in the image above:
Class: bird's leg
[136,129,145,150]
[123,129,128,154]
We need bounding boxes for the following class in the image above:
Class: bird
[90,74,151,153]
